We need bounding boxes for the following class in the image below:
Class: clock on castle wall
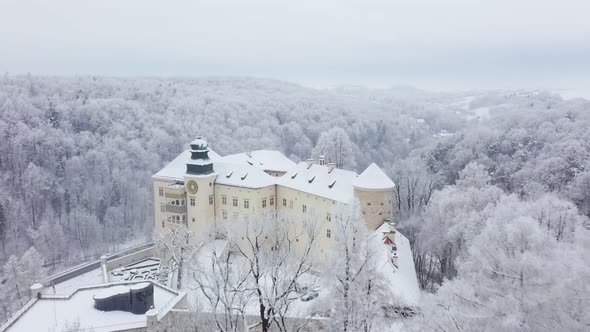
[186,180,198,194]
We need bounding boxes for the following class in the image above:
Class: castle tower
[352,163,395,230]
[184,137,217,233]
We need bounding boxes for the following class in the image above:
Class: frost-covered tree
[389,156,441,219]
[320,202,390,332]
[0,202,6,250]
[413,167,503,287]
[312,127,356,169]
[154,226,204,290]
[0,247,47,318]
[567,171,590,218]
[412,195,590,331]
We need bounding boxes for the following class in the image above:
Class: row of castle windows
[220,195,274,209]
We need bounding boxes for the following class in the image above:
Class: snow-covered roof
[221,150,296,173]
[152,149,221,180]
[153,149,276,189]
[371,224,420,307]
[4,282,181,332]
[277,162,358,203]
[214,162,276,189]
[352,163,395,190]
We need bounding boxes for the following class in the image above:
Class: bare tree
[230,212,321,332]
[154,226,203,289]
[190,240,251,332]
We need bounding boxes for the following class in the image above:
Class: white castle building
[152,137,396,251]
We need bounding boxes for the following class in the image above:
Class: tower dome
[352,163,395,190]
[190,137,209,151]
[186,136,214,175]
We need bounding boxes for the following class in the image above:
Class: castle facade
[152,137,396,253]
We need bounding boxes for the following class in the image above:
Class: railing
[165,192,185,199]
[43,242,154,287]
[166,204,187,214]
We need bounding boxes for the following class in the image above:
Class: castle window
[327,213,331,221]
[262,199,267,208]
[233,197,238,207]
[190,197,195,206]
[367,202,371,206]
[223,210,228,220]
[326,229,331,238]
[302,204,307,213]
[222,195,227,205]
[161,221,164,228]
[158,188,164,196]
[182,215,186,221]
[209,195,214,205]
[270,197,274,206]
[176,215,180,223]
[209,182,212,186]
[181,199,185,206]
[176,199,180,205]
[160,204,165,212]
[283,198,287,207]
[244,199,250,209]
[192,218,195,223]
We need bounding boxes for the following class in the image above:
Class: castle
[152,137,396,247]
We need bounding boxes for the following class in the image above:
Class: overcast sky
[1,0,589,96]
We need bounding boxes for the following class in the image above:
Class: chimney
[100,255,110,283]
[327,162,336,173]
[318,155,326,166]
[306,158,314,169]
[385,219,397,244]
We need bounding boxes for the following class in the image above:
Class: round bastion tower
[184,137,217,233]
[352,163,396,230]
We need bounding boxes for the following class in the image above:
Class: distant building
[152,137,396,255]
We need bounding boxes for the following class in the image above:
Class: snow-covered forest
[1,75,589,329]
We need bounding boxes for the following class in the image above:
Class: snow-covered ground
[41,258,165,295]
[41,267,104,295]
[9,283,177,332]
